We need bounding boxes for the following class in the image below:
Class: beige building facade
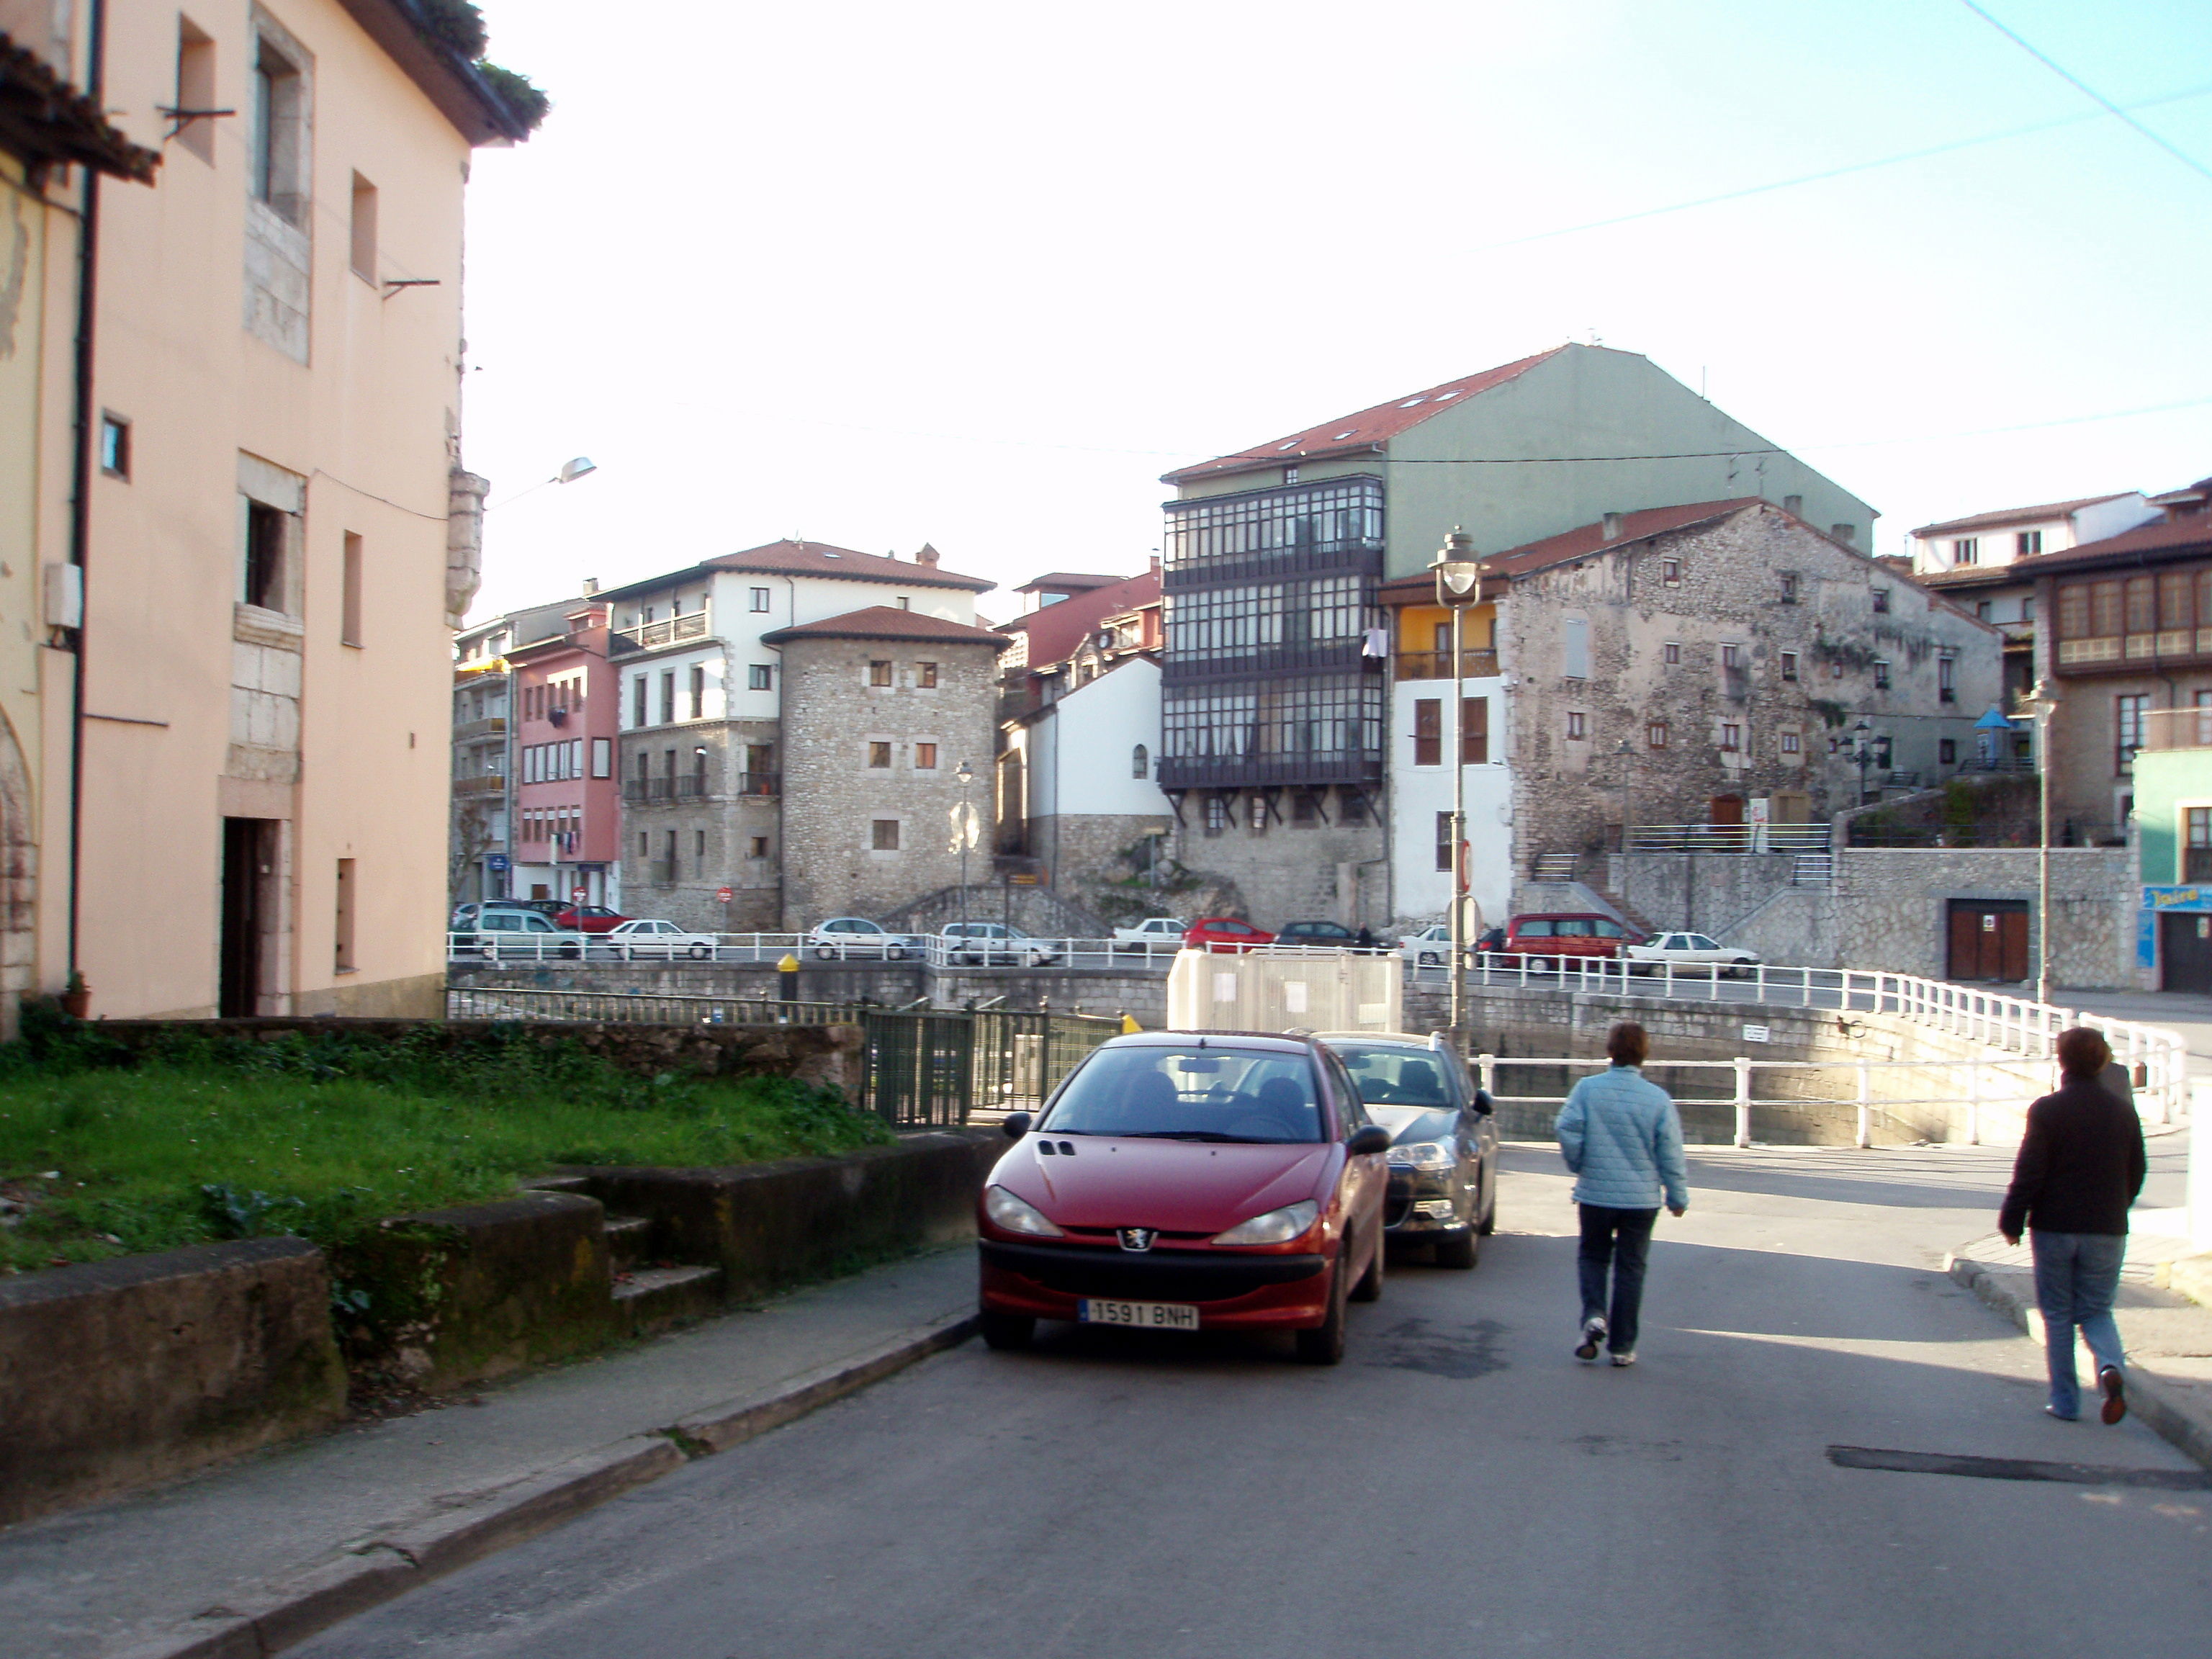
[9,1,535,1020]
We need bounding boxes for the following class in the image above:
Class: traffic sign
[716,886,734,903]
[571,886,588,902]
[486,854,509,873]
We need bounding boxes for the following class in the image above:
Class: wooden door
[1947,900,2030,981]
[1999,910,2029,981]
[1709,795,1744,827]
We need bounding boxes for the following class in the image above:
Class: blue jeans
[1578,1205,1657,1354]
[2030,1231,2127,1419]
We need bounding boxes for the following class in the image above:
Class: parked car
[975,1030,1392,1364]
[513,899,568,920]
[1184,917,1277,953]
[556,904,631,934]
[1624,931,1761,977]
[940,921,1060,966]
[806,917,918,961]
[1274,920,1391,954]
[450,902,484,931]
[599,918,720,960]
[1112,917,1189,951]
[1498,913,1641,969]
[1316,1031,1497,1269]
[1400,922,1451,966]
[457,907,585,959]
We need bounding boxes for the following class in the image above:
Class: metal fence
[442,984,1120,1127]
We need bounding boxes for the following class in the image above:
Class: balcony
[737,771,779,796]
[454,773,507,797]
[2056,627,2212,675]
[454,716,508,742]
[1163,640,1381,683]
[624,775,709,803]
[1393,649,1499,682]
[2141,707,2212,752]
[1157,752,1383,790]
[608,611,711,658]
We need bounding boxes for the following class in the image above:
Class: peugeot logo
[1118,1227,1157,1252]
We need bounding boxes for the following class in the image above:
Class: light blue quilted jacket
[1555,1065,1690,1211]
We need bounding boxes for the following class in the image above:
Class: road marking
[1827,1445,2212,1489]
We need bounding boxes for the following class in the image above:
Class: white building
[1004,656,1175,887]
[1387,668,1514,934]
[1909,493,2160,576]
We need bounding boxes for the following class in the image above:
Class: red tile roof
[1161,349,1568,484]
[997,567,1161,667]
[709,539,993,591]
[2007,513,2212,574]
[760,606,1010,647]
[1910,494,2137,539]
[1012,572,1125,594]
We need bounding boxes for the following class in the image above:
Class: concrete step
[519,1174,591,1192]
[612,1264,724,1336]
[1532,853,1579,882]
[603,1214,652,1271]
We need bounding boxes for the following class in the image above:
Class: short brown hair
[2056,1026,2110,1080]
[1606,1021,1650,1067]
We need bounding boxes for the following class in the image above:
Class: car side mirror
[1470,1090,1495,1118]
[1002,1112,1033,1139]
[1346,1124,1391,1156]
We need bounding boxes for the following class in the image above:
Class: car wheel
[1434,1228,1478,1269]
[1475,1182,1498,1237]
[1293,1259,1349,1366]
[689,943,711,960]
[562,944,582,960]
[1349,1228,1383,1303]
[979,1309,1035,1351]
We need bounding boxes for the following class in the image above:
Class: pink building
[508,605,624,907]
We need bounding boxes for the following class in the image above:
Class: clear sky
[460,0,2212,623]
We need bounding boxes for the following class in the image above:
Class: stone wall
[449,963,1172,1024]
[1833,847,2135,988]
[1166,797,1388,932]
[618,716,783,932]
[1597,851,1808,938]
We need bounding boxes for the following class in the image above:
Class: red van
[1499,913,1642,968]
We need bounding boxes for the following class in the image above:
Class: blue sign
[487,854,511,873]
[2143,884,2212,912]
[2139,909,2158,970]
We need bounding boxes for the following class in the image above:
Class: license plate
[1078,1298,1199,1331]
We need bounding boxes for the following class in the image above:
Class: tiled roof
[1161,349,1568,484]
[1915,564,2033,590]
[996,567,1161,667]
[760,606,1009,647]
[0,32,161,179]
[2008,513,2212,574]
[1012,572,1125,594]
[1376,500,1759,601]
[1910,494,2135,538]
[709,539,994,591]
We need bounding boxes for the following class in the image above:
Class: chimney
[1150,554,1161,575]
[914,543,940,567]
[1601,512,1623,539]
[580,576,600,596]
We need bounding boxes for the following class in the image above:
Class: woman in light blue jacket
[1555,1021,1689,1367]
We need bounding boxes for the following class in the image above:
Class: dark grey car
[1315,1032,1498,1268]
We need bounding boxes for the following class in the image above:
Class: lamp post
[1852,717,1873,808]
[1431,529,1487,1042]
[1613,738,1635,854]
[2023,678,2059,1004]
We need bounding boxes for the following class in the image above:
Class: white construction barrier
[1167,948,1401,1035]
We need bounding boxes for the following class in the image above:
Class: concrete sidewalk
[1946,1216,2212,1468]
[0,1247,979,1659]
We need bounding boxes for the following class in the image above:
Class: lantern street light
[2020,678,2060,1005]
[1431,528,1488,1041]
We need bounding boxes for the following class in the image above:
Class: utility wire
[1956,0,2212,186]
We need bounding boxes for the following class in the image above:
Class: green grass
[0,1020,890,1274]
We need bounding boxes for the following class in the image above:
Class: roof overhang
[0,34,160,179]
[333,0,536,145]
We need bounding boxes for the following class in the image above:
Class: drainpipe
[65,0,112,983]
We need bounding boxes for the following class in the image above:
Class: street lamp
[1852,718,1874,808]
[2021,678,2059,1004]
[485,457,600,513]
[1613,738,1635,854]
[953,760,977,928]
[1431,528,1487,1041]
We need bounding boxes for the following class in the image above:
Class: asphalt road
[295,1141,2209,1659]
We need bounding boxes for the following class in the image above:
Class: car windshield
[1331,1045,1457,1109]
[1040,1046,1323,1143]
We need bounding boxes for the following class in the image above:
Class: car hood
[992,1136,1336,1233]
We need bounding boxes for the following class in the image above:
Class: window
[748,664,773,691]
[1832,523,1857,544]
[349,173,377,282]
[872,819,900,851]
[1413,698,1442,766]
[1204,794,1228,837]
[1779,572,1799,603]
[1249,793,1268,836]
[896,596,911,610]
[631,676,647,727]
[2017,530,2043,557]
[1291,791,1318,824]
[659,671,675,724]
[1661,559,1681,587]
[688,665,705,721]
[1562,617,1590,679]
[639,830,649,857]
[868,741,891,768]
[334,859,355,973]
[1435,811,1454,873]
[1132,744,1148,778]
[696,830,706,858]
[1938,656,1956,703]
[1939,738,1956,764]
[1780,651,1798,682]
[1663,642,1681,665]
[1872,588,1891,614]
[1565,711,1586,740]
[1721,643,1743,668]
[750,835,769,858]
[869,660,892,686]
[1341,789,1368,824]
[914,742,938,770]
[2189,807,2212,881]
[99,413,130,480]
[1951,538,1978,565]
[1976,601,1992,621]
[1783,494,1802,516]
[341,532,363,647]
[750,587,770,612]
[1462,696,1488,764]
[1647,720,1668,749]
[1721,724,1742,751]
[917,662,938,688]
[1873,660,1892,689]
[175,18,216,163]
[2118,693,2149,774]
[243,500,286,610]
[1161,475,1382,579]
[250,32,306,226]
[1781,731,1801,755]
[591,737,611,778]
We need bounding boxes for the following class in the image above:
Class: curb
[1944,1251,2212,1470]
[102,1314,979,1659]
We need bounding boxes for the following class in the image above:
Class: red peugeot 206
[976,1031,1393,1364]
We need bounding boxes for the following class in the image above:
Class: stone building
[764,609,1006,929]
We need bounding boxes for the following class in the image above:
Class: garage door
[1946,901,2029,983]
[2160,911,2212,993]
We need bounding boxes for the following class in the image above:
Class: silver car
[806,917,915,961]
[940,921,1058,967]
[600,919,721,961]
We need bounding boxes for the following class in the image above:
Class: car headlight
[1210,1200,1319,1246]
[1385,1141,1452,1170]
[984,1184,1063,1238]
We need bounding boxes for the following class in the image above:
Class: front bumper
[979,1239,1332,1328]
[1384,1170,1470,1234]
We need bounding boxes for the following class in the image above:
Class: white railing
[1624,823,1832,853]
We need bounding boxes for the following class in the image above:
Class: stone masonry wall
[1167,791,1387,932]
[1833,846,2136,989]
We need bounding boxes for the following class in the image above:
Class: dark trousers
[1578,1205,1658,1354]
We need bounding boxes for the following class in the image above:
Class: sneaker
[1611,1351,1637,1367]
[2044,1404,2079,1421]
[2099,1366,2126,1425]
[1575,1316,1606,1362]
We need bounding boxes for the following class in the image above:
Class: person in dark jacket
[2000,1026,2147,1424]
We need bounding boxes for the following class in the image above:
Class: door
[1947,899,2030,982]
[2161,912,2212,993]
[1709,795,1744,827]
[219,817,271,1017]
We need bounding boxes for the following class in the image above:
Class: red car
[1497,912,1642,968]
[554,904,629,934]
[1183,916,1277,953]
[975,1031,1392,1364]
